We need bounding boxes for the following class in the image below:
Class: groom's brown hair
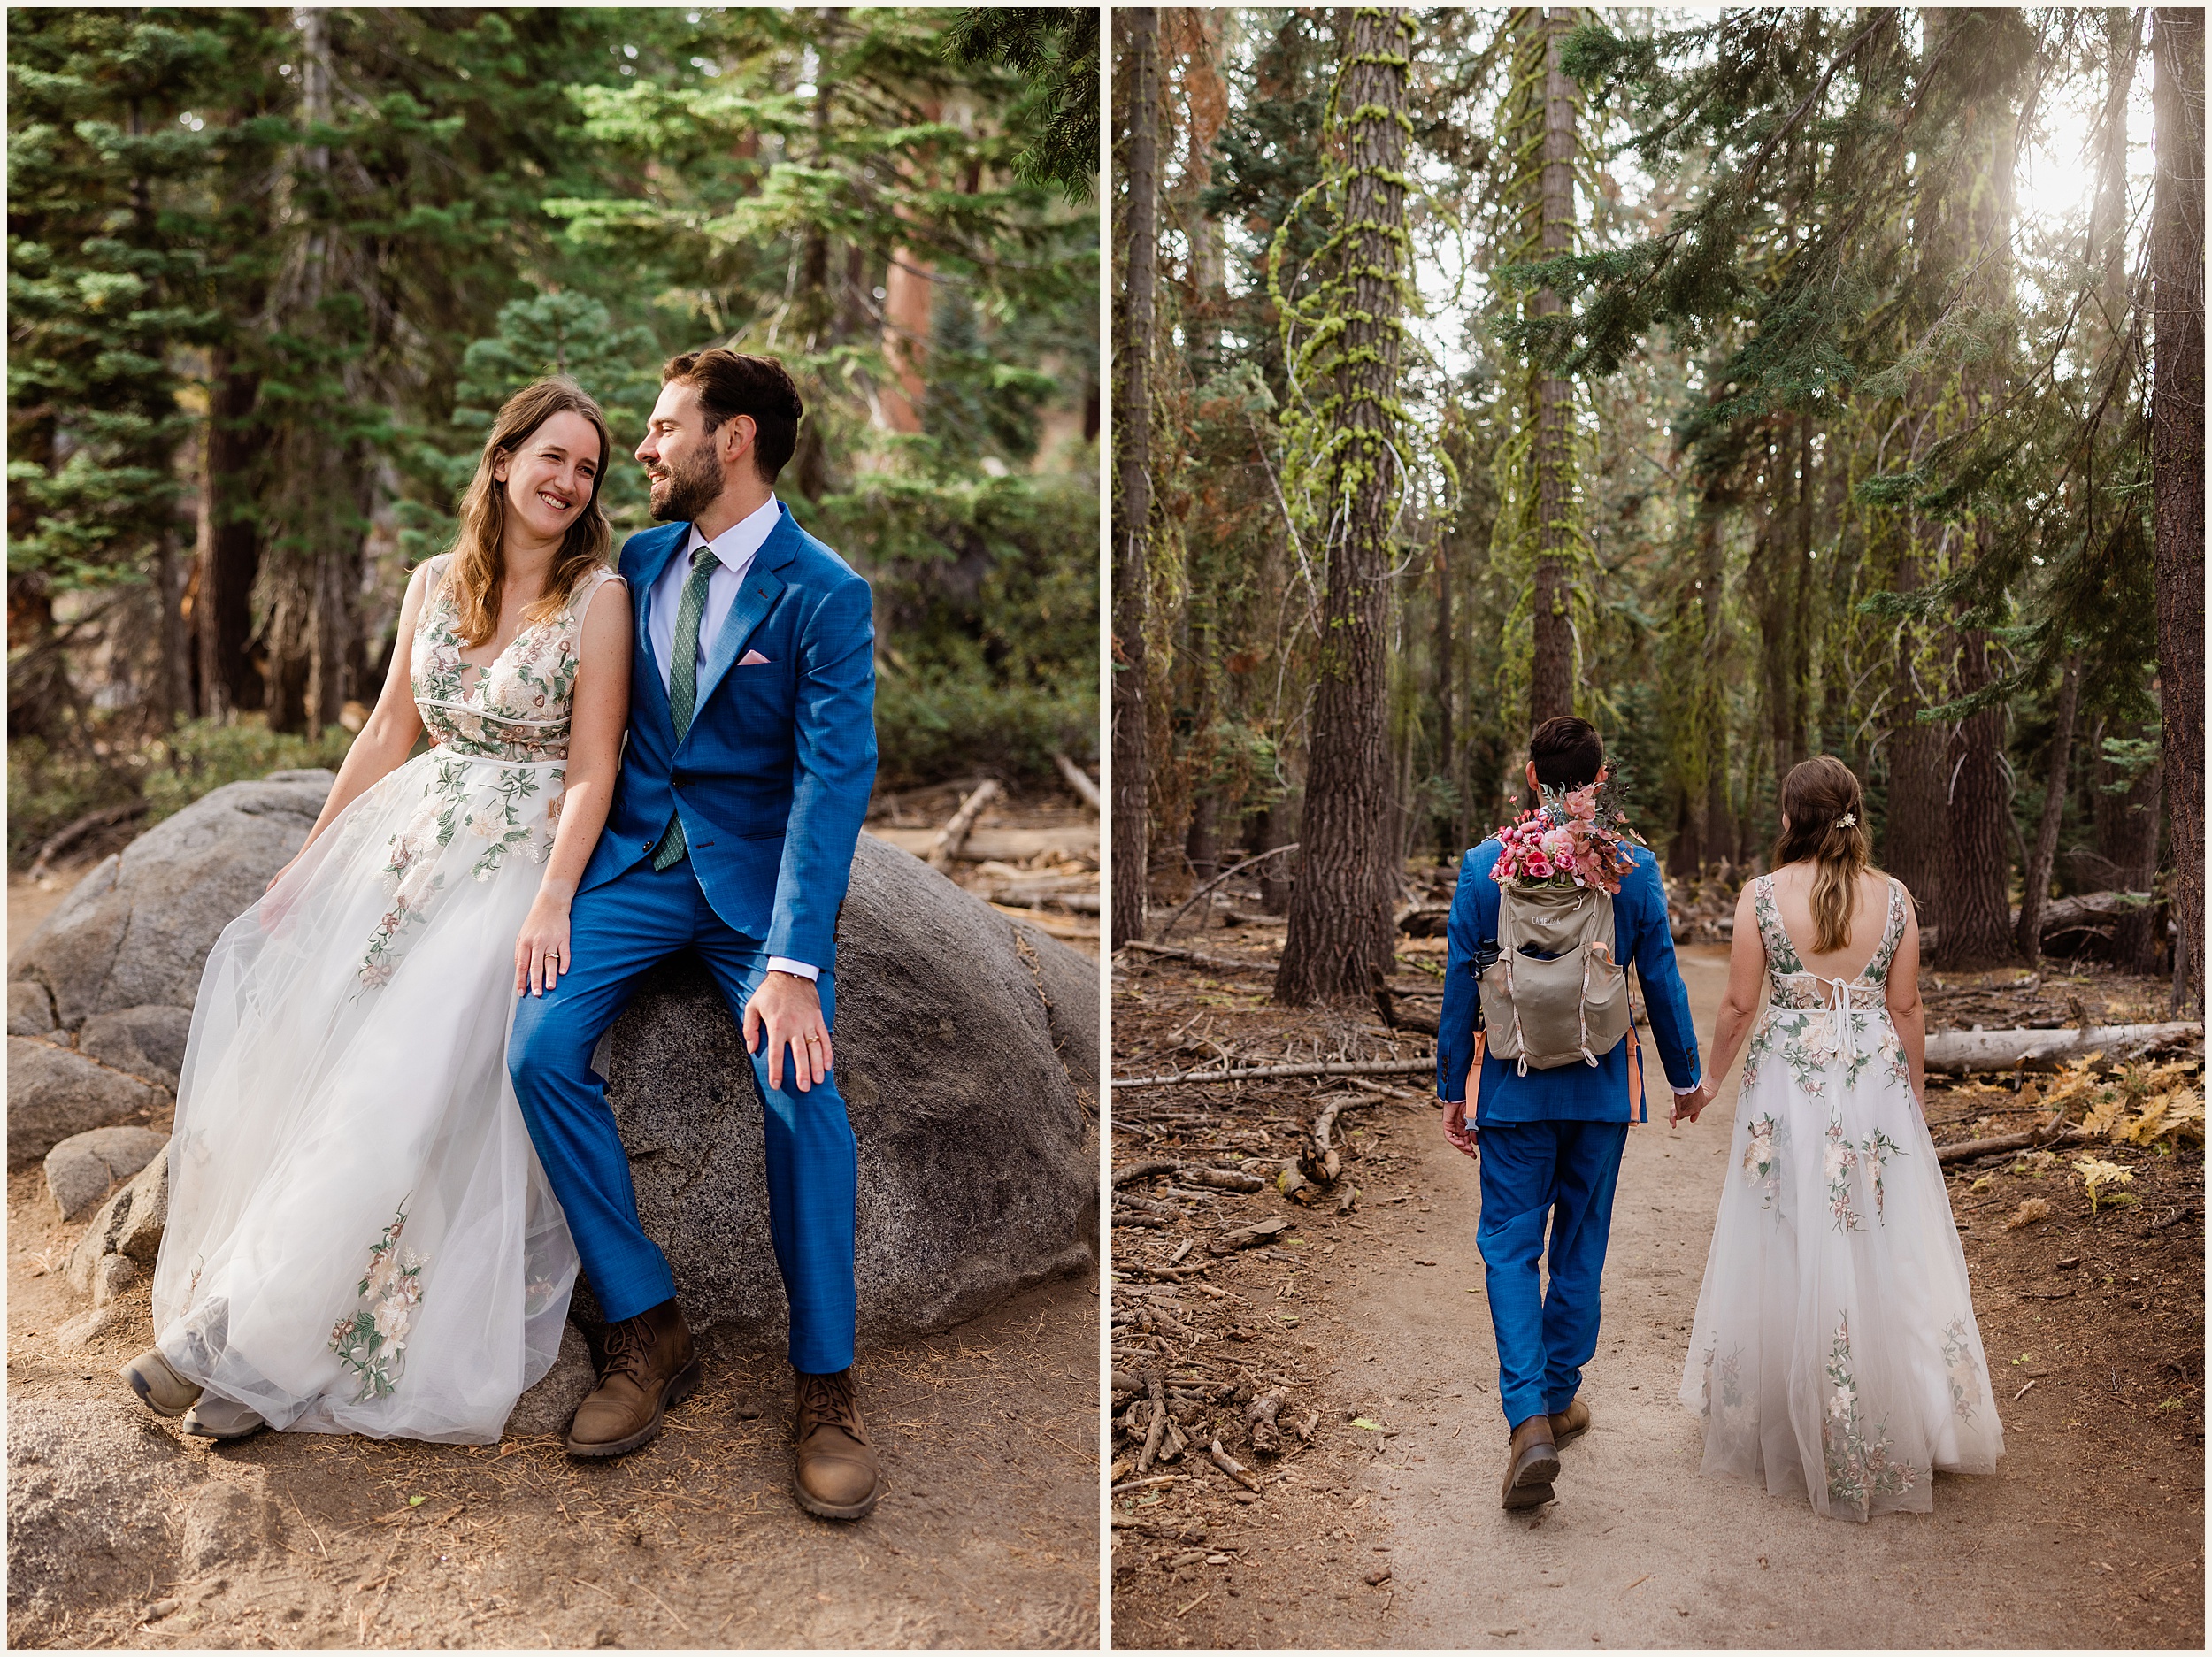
[662,349,804,483]
[1529,716,1605,790]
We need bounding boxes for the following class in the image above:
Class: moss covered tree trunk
[1277,6,1413,1004]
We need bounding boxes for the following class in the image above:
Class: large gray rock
[79,1004,194,1088]
[44,1124,171,1221]
[506,1322,595,1437]
[8,1396,201,1638]
[68,1147,170,1293]
[575,832,1098,1346]
[27,775,1097,1353]
[9,771,332,1030]
[9,980,56,1035]
[7,1038,168,1168]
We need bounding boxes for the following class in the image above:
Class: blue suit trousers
[1476,1119,1630,1430]
[507,856,858,1373]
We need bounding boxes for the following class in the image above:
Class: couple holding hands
[1438,717,2005,1523]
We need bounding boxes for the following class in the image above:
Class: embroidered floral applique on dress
[351,560,601,992]
[329,1205,429,1402]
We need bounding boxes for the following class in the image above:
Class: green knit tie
[649,543,719,871]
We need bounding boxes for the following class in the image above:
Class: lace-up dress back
[149,558,619,1442]
[1678,871,2004,1519]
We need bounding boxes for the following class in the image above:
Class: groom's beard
[647,444,726,524]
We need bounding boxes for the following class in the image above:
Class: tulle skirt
[1678,1005,2005,1519]
[150,747,580,1444]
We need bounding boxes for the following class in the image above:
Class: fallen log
[1118,940,1277,974]
[1050,750,1101,811]
[1115,1056,1435,1089]
[1113,1160,1179,1187]
[28,799,150,880]
[1181,1166,1267,1193]
[926,779,1002,870]
[1936,1124,2092,1166]
[1297,1093,1381,1190]
[1924,1022,2200,1074]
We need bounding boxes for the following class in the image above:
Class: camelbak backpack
[1479,878,1632,1073]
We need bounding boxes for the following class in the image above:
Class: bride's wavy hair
[443,378,614,648]
[1771,756,1886,955]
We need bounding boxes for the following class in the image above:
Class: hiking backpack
[1479,878,1632,1072]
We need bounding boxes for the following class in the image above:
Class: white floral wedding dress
[150,558,619,1442]
[1679,874,2004,1519]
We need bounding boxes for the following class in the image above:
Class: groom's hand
[1441,1095,1479,1161]
[745,970,833,1093]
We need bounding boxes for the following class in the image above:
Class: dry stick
[1116,1056,1434,1089]
[28,799,149,879]
[1119,939,1278,974]
[1936,1122,2092,1167]
[1154,844,1300,943]
[1050,750,1101,810]
[925,778,1002,870]
[1136,1371,1169,1476]
[1247,1390,1284,1456]
[1207,1435,1263,1492]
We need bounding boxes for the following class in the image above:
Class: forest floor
[7,779,1103,1651]
[1109,886,2203,1650]
[10,1168,1099,1650]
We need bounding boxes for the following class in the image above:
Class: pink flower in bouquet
[1540,825,1577,863]
[1563,786,1599,823]
[1525,854,1554,878]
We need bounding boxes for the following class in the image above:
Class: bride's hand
[514,894,572,998]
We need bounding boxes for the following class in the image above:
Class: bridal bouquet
[1491,781,1646,894]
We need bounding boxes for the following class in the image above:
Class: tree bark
[1277,7,1412,1004]
[1939,625,2018,965]
[2016,654,2079,963]
[1111,8,1160,952]
[195,348,265,717]
[1526,6,1578,725]
[2153,5,2205,1013]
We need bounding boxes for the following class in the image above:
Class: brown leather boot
[565,1300,701,1459]
[1548,1397,1591,1448]
[792,1368,883,1520]
[1500,1413,1560,1511]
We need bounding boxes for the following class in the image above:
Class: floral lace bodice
[411,557,616,762]
[1752,874,1907,1009]
[1740,873,1914,1101]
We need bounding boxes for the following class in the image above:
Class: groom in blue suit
[509,349,883,1519]
[1436,717,1702,1512]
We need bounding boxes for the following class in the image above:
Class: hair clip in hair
[1835,812,1857,829]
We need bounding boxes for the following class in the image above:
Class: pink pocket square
[739,650,772,666]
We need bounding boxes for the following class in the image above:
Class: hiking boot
[565,1299,701,1459]
[179,1395,266,1440]
[121,1348,202,1418]
[1548,1397,1591,1447]
[792,1368,883,1520]
[1500,1414,1559,1511]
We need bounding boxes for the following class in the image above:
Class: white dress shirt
[649,495,817,983]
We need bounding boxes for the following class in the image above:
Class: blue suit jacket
[580,502,877,970]
[1435,840,1701,1122]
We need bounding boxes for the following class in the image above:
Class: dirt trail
[1308,946,2202,1650]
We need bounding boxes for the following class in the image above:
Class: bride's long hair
[443,378,614,647]
[1771,756,1889,955]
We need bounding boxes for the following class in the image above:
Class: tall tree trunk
[1111,8,1159,950]
[1941,625,2017,964]
[1277,7,1412,1004]
[1526,6,1578,725]
[2096,717,2166,971]
[1433,539,1455,861]
[196,348,265,717]
[2016,655,2079,963]
[2153,5,2204,1013]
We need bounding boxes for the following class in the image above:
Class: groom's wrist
[766,956,818,983]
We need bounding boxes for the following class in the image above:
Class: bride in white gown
[120,377,633,1443]
[1672,756,2004,1520]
